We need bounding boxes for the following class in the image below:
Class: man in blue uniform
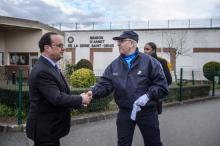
[88,30,168,146]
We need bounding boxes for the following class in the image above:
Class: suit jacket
[26,56,82,141]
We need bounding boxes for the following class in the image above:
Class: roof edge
[0,15,64,35]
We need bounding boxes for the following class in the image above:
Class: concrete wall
[0,30,5,52]
[3,29,42,65]
[5,29,41,53]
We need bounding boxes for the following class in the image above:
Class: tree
[165,30,191,59]
[164,30,191,82]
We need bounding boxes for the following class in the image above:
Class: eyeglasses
[117,39,132,44]
[144,48,150,50]
[51,43,64,48]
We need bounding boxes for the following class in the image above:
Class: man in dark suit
[26,32,92,146]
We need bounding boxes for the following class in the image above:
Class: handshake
[81,91,93,107]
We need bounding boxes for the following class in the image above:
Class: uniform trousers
[117,106,162,146]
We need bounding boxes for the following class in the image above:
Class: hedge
[0,84,211,117]
[0,87,29,109]
[164,84,210,102]
[0,87,113,117]
[69,88,113,114]
[75,59,93,71]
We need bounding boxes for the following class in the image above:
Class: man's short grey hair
[131,40,137,48]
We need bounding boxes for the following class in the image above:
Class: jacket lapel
[39,56,69,93]
[60,72,70,93]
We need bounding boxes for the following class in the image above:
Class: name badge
[137,70,142,75]
[113,72,119,76]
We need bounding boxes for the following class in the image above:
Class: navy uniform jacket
[92,51,168,109]
[26,56,82,141]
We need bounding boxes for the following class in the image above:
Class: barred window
[10,53,29,65]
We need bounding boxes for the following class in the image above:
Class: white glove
[130,104,141,121]
[134,94,149,106]
[130,94,150,121]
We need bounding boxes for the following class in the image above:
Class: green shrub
[64,63,76,78]
[0,104,26,118]
[75,59,93,71]
[164,84,210,102]
[203,61,220,81]
[71,96,113,116]
[69,88,113,115]
[70,68,96,88]
[0,104,16,117]
[0,84,211,117]
[0,87,29,111]
[0,87,112,117]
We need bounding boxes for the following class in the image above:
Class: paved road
[1,98,220,146]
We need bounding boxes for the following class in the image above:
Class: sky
[0,0,220,28]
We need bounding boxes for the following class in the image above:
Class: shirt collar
[120,48,139,58]
[41,55,58,68]
[123,50,138,59]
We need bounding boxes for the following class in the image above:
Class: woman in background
[144,42,172,114]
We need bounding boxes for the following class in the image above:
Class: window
[30,52,38,68]
[0,52,3,65]
[10,53,29,65]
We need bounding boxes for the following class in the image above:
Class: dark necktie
[54,64,68,90]
[54,64,60,75]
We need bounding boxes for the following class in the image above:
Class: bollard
[192,70,195,85]
[179,68,183,101]
[212,75,215,96]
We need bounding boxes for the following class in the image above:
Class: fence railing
[175,68,220,99]
[49,18,220,31]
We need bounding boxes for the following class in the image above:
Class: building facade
[1,16,219,80]
[0,16,63,68]
[64,28,220,79]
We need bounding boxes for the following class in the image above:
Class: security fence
[0,67,219,126]
[174,68,219,97]
[50,18,220,31]
[0,68,29,126]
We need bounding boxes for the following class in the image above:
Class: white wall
[76,47,90,63]
[65,28,220,74]
[193,53,220,70]
[93,52,113,75]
